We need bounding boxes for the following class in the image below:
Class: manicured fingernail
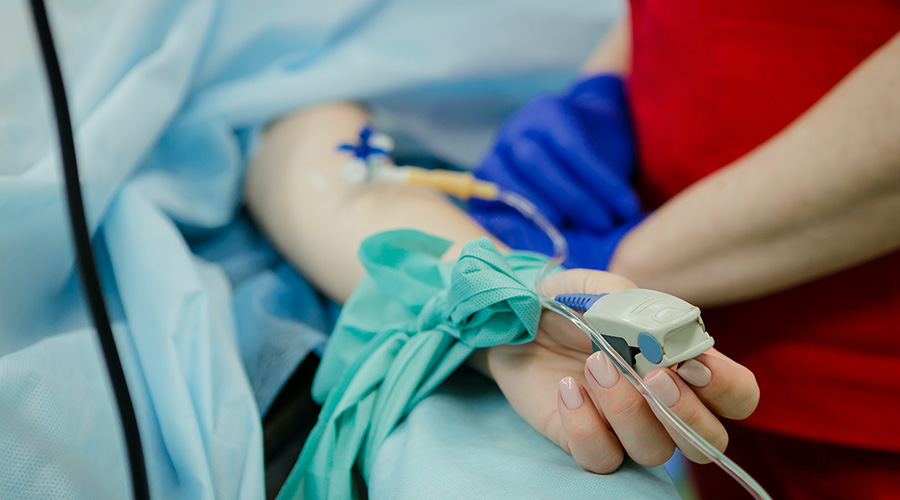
[587,351,619,388]
[645,371,680,407]
[559,377,584,410]
[678,359,712,387]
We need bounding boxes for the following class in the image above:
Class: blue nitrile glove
[467,74,644,269]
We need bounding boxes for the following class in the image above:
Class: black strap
[28,2,151,498]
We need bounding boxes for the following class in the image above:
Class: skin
[245,103,493,302]
[593,21,900,306]
[480,269,757,470]
[246,12,899,473]
[245,101,759,471]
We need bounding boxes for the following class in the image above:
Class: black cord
[27,1,151,499]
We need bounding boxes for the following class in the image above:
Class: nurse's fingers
[673,348,760,420]
[582,352,675,468]
[643,367,730,464]
[557,376,625,473]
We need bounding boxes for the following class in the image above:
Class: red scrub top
[628,0,900,451]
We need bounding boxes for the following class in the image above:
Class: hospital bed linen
[0,0,677,498]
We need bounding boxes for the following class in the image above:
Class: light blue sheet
[372,370,679,500]
[0,0,647,499]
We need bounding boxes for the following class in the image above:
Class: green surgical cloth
[277,229,553,500]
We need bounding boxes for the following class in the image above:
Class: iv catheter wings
[337,125,397,185]
[337,125,394,161]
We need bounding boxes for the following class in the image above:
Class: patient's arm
[244,14,631,302]
[245,102,499,302]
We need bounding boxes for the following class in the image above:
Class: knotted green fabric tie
[277,229,554,500]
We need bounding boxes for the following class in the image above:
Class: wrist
[466,348,494,380]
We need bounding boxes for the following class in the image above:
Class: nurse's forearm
[581,14,631,76]
[609,32,900,306]
[245,102,496,303]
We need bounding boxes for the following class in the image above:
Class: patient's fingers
[557,377,624,473]
[537,269,636,350]
[644,367,730,463]
[674,348,760,420]
[582,352,675,468]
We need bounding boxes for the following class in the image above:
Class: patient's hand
[482,269,759,473]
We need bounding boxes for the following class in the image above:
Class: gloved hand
[467,74,644,269]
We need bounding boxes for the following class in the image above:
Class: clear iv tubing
[495,189,772,500]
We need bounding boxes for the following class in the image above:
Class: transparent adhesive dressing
[496,189,772,500]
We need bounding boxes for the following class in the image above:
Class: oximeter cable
[27,1,151,499]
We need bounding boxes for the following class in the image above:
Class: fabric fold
[280,230,552,500]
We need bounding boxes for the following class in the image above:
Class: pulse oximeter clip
[555,290,714,377]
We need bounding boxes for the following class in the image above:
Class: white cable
[496,189,772,500]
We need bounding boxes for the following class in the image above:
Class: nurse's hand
[467,74,640,244]
[482,269,760,472]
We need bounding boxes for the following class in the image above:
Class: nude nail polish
[678,359,712,387]
[645,371,680,407]
[587,351,619,388]
[559,377,584,410]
